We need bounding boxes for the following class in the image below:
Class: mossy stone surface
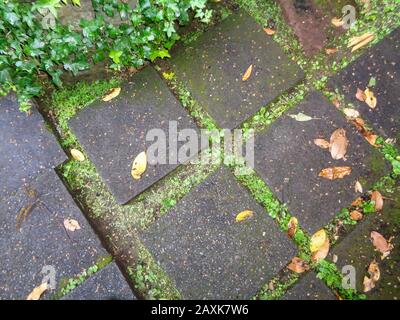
[169,10,304,129]
[142,167,297,299]
[254,91,389,234]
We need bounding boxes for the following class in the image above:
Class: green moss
[52,255,113,300]
[46,78,121,148]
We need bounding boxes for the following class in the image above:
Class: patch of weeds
[52,255,113,300]
[256,272,300,300]
[376,137,400,176]
[315,260,366,300]
[46,78,121,148]
[128,246,181,300]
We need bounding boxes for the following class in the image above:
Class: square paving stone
[62,262,136,300]
[0,170,108,300]
[169,10,304,129]
[329,28,400,148]
[69,67,200,204]
[0,94,66,200]
[141,166,297,300]
[330,181,400,300]
[254,91,389,234]
[281,271,336,300]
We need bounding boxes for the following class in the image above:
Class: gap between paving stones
[35,0,400,300]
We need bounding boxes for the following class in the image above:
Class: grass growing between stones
[44,76,221,299]
[36,0,399,300]
[52,255,113,300]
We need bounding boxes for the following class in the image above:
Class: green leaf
[368,77,376,87]
[109,50,123,64]
[149,49,170,62]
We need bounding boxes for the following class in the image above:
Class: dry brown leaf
[329,128,348,160]
[312,238,330,262]
[363,260,380,292]
[343,108,360,119]
[356,88,367,102]
[242,65,253,81]
[71,149,85,162]
[363,276,375,293]
[351,34,375,52]
[263,27,276,35]
[235,210,254,222]
[352,197,364,207]
[355,181,363,193]
[63,218,81,232]
[332,98,341,109]
[331,17,344,27]
[370,231,393,259]
[364,131,378,146]
[314,139,330,149]
[131,151,147,180]
[368,260,380,282]
[318,167,352,180]
[325,48,338,55]
[102,87,121,102]
[364,88,377,109]
[27,282,48,300]
[287,217,298,238]
[288,257,310,273]
[371,191,383,211]
[350,210,363,221]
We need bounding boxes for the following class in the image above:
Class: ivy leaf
[109,50,123,64]
[149,49,171,62]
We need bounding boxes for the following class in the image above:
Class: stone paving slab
[0,94,66,200]
[69,67,200,204]
[0,169,108,300]
[142,166,297,300]
[329,28,400,148]
[254,91,389,234]
[330,181,400,300]
[281,271,336,300]
[169,10,304,129]
[62,262,136,300]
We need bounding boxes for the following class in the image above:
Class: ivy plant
[0,0,211,111]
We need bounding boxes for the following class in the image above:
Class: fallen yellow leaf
[310,229,327,253]
[364,88,377,109]
[131,151,147,180]
[27,282,48,300]
[348,32,374,48]
[242,64,253,81]
[71,149,85,162]
[235,210,254,223]
[102,87,121,102]
[331,17,344,27]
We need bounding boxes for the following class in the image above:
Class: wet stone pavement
[1,4,399,301]
[0,95,136,300]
